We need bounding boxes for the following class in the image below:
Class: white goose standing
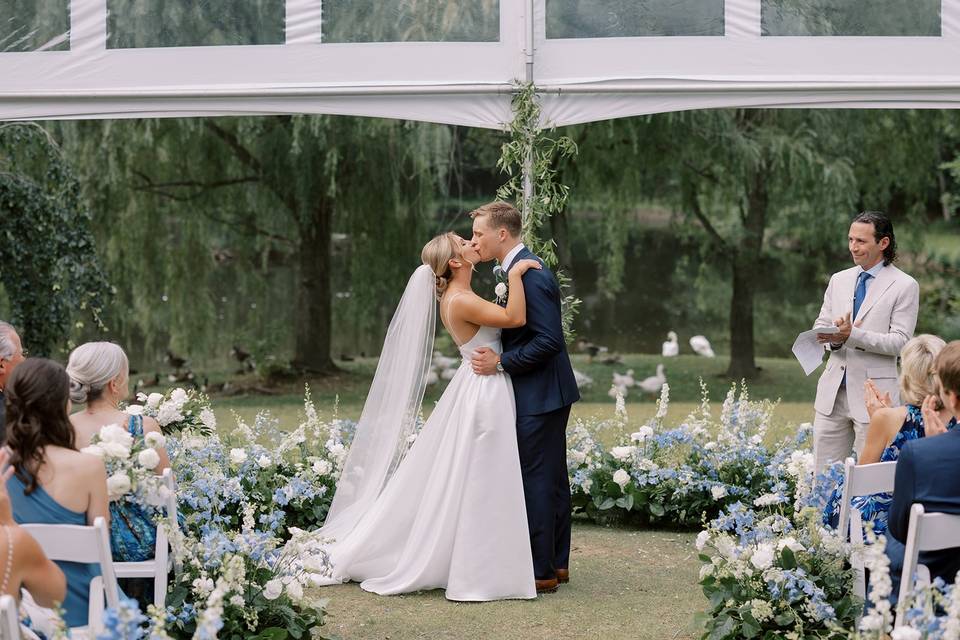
[637,364,667,395]
[662,331,679,357]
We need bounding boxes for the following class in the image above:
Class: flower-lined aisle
[83,382,960,639]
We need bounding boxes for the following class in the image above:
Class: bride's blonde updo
[421,232,461,301]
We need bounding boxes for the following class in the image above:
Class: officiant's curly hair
[4,358,77,495]
[852,211,897,265]
[421,232,462,300]
[469,201,522,238]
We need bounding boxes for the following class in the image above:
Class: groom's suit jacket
[813,263,919,424]
[500,247,580,416]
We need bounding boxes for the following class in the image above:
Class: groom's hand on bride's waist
[471,347,499,376]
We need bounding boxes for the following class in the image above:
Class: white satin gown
[317,325,536,601]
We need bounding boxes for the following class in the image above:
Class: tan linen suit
[811,263,919,472]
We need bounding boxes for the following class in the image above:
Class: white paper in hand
[792,326,840,376]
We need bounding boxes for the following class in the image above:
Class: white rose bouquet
[128,387,217,435]
[81,423,166,503]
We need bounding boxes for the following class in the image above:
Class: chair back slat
[846,461,897,496]
[896,504,960,628]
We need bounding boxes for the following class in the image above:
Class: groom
[469,201,580,594]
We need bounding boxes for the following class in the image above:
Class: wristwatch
[495,356,504,373]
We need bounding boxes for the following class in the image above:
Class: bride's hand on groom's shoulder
[511,259,542,276]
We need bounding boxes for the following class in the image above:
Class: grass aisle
[319,523,702,640]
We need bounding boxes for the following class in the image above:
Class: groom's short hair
[937,341,960,396]
[470,202,522,239]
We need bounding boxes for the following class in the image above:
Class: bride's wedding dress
[315,272,535,600]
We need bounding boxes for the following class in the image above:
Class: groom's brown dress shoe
[556,569,569,584]
[536,578,559,594]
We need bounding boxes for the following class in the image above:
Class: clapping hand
[921,394,949,436]
[864,379,892,419]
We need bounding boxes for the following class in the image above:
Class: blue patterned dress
[109,415,159,562]
[823,404,957,539]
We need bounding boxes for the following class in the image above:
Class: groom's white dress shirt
[502,243,526,272]
[811,260,919,472]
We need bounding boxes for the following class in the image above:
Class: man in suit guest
[0,321,27,442]
[811,211,919,472]
[885,340,960,604]
[469,202,580,594]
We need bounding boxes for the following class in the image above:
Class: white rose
[612,468,631,490]
[568,450,586,464]
[102,442,132,459]
[630,426,654,442]
[229,595,245,607]
[695,530,710,551]
[262,579,283,600]
[711,485,727,500]
[200,408,217,431]
[704,442,718,451]
[144,432,166,449]
[81,445,105,459]
[286,579,303,601]
[137,448,161,470]
[170,388,188,406]
[155,404,183,427]
[99,424,133,448]
[494,282,508,298]
[136,392,148,402]
[192,577,214,595]
[312,459,332,476]
[610,446,637,461]
[230,448,247,465]
[146,392,164,408]
[257,455,272,468]
[124,404,144,416]
[750,544,775,571]
[582,477,593,494]
[106,472,132,499]
[777,537,805,553]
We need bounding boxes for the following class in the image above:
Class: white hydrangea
[229,448,247,465]
[124,404,145,416]
[99,423,134,448]
[169,388,188,406]
[192,577,215,596]
[890,628,922,640]
[156,403,184,427]
[750,543,775,571]
[695,530,710,551]
[146,392,164,408]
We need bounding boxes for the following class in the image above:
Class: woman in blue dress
[5,358,110,628]
[67,342,171,562]
[824,335,957,538]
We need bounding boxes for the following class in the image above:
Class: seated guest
[823,335,956,537]
[0,447,66,606]
[67,342,170,563]
[0,321,27,442]
[4,358,109,628]
[886,340,960,605]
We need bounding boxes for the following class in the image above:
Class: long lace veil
[319,264,436,539]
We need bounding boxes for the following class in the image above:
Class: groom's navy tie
[842,271,872,388]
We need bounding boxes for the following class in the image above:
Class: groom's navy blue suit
[500,247,580,581]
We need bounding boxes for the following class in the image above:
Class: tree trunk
[292,203,338,375]
[726,169,767,380]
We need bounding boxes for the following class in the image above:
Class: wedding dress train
[316,325,536,601]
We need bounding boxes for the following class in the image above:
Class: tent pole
[521,0,535,224]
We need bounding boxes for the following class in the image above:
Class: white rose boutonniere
[494,282,508,304]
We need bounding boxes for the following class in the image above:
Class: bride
[314,232,543,601]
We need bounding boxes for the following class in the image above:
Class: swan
[689,335,715,358]
[662,331,679,357]
[637,364,666,395]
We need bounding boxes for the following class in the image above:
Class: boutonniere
[493,264,508,303]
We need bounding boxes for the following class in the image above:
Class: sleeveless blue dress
[109,415,159,562]
[7,472,101,628]
[822,404,958,538]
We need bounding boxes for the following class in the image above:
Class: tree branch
[130,170,260,201]
[684,182,729,250]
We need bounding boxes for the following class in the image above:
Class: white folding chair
[0,595,19,640]
[836,457,898,602]
[895,504,960,627]
[21,516,119,635]
[114,468,179,608]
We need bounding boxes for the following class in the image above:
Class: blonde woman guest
[67,342,170,563]
[822,334,957,537]
[5,359,108,628]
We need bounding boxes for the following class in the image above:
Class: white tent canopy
[3,0,960,129]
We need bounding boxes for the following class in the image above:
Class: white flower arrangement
[81,422,165,502]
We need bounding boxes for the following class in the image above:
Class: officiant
[809,212,919,472]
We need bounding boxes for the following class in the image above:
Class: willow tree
[59,116,447,373]
[0,123,110,355]
[566,110,859,378]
